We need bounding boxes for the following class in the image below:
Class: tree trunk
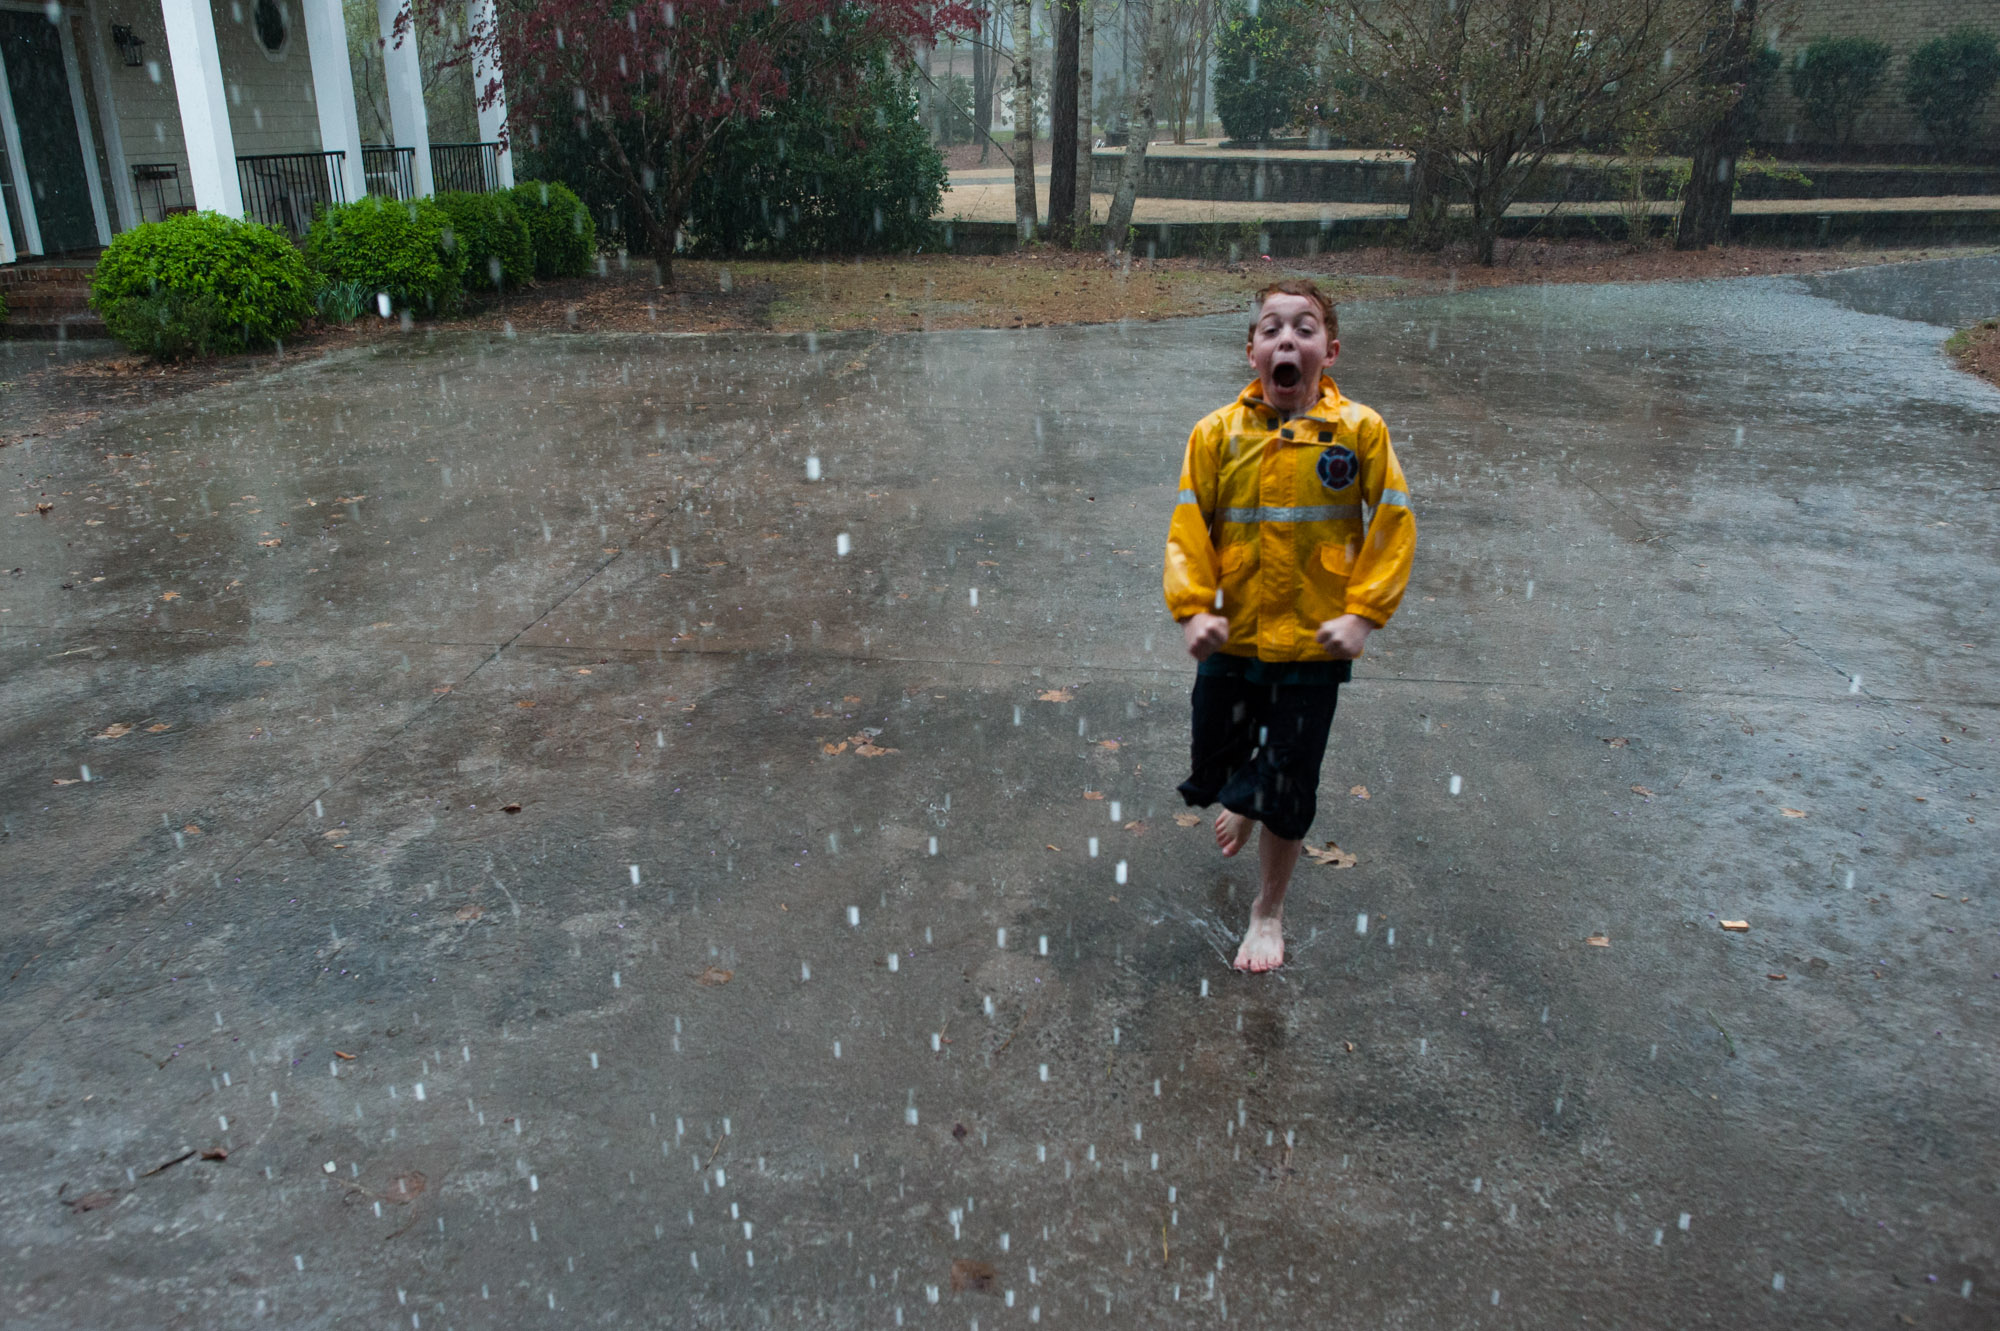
[1195,4,1209,140]
[1075,5,1095,236]
[1103,0,1166,250]
[1010,0,1038,241]
[1406,147,1449,251]
[975,13,994,163]
[1049,0,1080,244]
[1676,0,1757,251]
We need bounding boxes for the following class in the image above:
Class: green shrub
[0,287,8,325]
[434,189,534,293]
[687,65,946,257]
[1215,0,1316,144]
[90,211,312,358]
[1904,27,2000,159]
[508,180,596,279]
[306,195,465,316]
[1789,36,1892,146]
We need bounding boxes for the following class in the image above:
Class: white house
[0,0,513,265]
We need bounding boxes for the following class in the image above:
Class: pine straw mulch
[4,238,1991,449]
[1946,317,2000,391]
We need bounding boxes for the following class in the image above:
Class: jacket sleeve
[1344,413,1415,626]
[1163,418,1221,622]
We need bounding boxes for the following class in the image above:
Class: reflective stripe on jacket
[1163,376,1415,662]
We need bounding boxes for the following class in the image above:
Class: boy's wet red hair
[1249,279,1337,341]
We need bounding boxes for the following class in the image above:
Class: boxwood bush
[1904,27,2000,159]
[509,180,595,279]
[1789,36,1892,147]
[307,195,465,316]
[90,211,312,357]
[435,189,534,293]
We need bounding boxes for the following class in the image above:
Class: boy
[1164,279,1415,973]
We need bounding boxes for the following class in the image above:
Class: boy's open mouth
[1271,363,1302,389]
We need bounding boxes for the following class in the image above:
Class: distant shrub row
[89,181,595,359]
[1792,28,2000,156]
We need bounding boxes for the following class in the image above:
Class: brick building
[1755,0,2000,152]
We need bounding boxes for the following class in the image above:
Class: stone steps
[1,263,105,340]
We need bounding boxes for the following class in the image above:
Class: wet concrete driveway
[2,257,1997,1328]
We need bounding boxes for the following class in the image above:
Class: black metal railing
[131,162,191,223]
[430,141,503,194]
[236,150,346,238]
[362,145,417,201]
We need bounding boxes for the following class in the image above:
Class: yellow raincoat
[1163,376,1415,662]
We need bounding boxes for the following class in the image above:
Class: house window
[253,0,288,58]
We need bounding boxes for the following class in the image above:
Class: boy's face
[1247,293,1338,414]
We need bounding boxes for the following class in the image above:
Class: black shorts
[1176,675,1341,842]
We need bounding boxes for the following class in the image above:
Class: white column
[160,0,242,217]
[82,0,138,230]
[301,0,366,200]
[378,0,432,196]
[467,0,513,188]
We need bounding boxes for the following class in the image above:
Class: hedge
[89,211,313,358]
[306,195,466,316]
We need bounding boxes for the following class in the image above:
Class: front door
[0,7,100,254]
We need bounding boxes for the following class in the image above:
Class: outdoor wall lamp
[111,25,146,68]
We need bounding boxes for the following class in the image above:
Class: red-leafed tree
[425,0,979,284]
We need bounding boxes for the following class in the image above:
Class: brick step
[5,288,94,309]
[3,316,109,340]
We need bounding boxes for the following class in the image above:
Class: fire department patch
[1317,445,1359,492]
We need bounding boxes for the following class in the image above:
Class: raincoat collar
[1237,374,1344,427]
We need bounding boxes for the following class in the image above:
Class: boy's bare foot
[1214,810,1254,857]
[1234,899,1284,972]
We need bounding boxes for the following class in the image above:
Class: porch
[0,0,514,265]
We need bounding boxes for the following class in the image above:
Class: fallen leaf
[1045,844,1061,852]
[1601,736,1629,748]
[1766,972,1787,981]
[1780,808,1806,818]
[182,824,201,836]
[35,501,52,514]
[1586,934,1611,947]
[1349,785,1370,799]
[66,1190,118,1212]
[1083,790,1105,801]
[258,538,281,547]
[843,695,862,704]
[696,966,733,986]
[1097,740,1121,752]
[455,904,484,922]
[576,668,592,675]
[254,660,274,667]
[501,803,522,814]
[95,722,133,739]
[1037,688,1074,703]
[370,621,394,629]
[854,742,899,757]
[1303,842,1358,868]
[1342,1041,1355,1053]
[159,591,179,602]
[950,1258,997,1293]
[952,1122,969,1139]
[821,741,849,757]
[145,723,171,732]
[515,700,536,709]
[334,1051,356,1060]
[1172,811,1202,827]
[386,1171,426,1202]
[1124,820,1146,833]
[1630,785,1654,797]
[51,777,79,786]
[199,1147,228,1162]
[1720,920,1750,932]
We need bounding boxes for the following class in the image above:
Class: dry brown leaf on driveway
[1349,785,1370,799]
[145,722,172,732]
[1586,934,1611,947]
[1601,736,1630,748]
[950,1258,997,1293]
[455,904,484,922]
[821,741,850,757]
[1630,785,1654,797]
[854,742,899,757]
[1172,811,1203,827]
[66,1190,118,1212]
[1781,808,1806,818]
[1082,790,1105,801]
[1037,687,1075,703]
[95,722,132,739]
[696,966,734,986]
[1097,739,1121,751]
[1303,842,1358,868]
